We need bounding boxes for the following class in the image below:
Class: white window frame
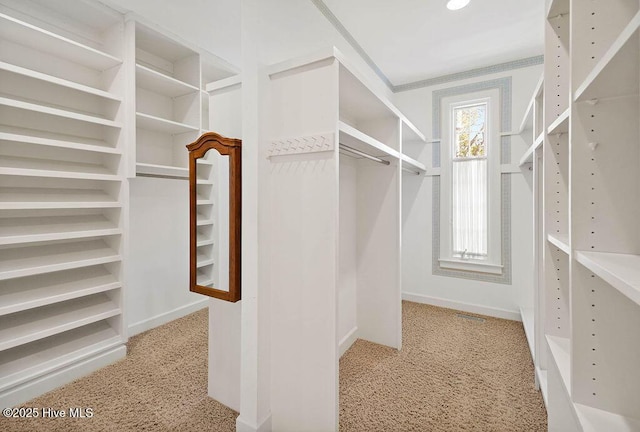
[439,89,503,275]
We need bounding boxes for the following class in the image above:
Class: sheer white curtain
[452,158,487,258]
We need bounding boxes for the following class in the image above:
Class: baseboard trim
[338,326,358,357]
[402,292,521,321]
[128,298,209,336]
[0,345,126,408]
[236,413,272,432]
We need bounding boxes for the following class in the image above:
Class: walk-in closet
[1,0,638,431]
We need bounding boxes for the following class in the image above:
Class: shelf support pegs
[587,99,599,106]
[588,142,599,151]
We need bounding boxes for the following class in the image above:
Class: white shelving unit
[127,19,238,179]
[536,0,640,429]
[266,47,425,431]
[0,0,127,408]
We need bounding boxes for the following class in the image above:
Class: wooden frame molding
[187,132,242,302]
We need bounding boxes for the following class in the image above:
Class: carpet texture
[1,309,238,432]
[339,302,547,431]
[1,301,547,432]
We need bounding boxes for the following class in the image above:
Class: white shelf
[400,154,426,174]
[575,251,640,307]
[338,121,400,161]
[197,254,214,268]
[0,128,121,155]
[0,188,119,210]
[546,335,571,396]
[0,13,122,71]
[574,403,640,432]
[0,293,120,352]
[136,163,188,179]
[197,199,214,206]
[574,11,640,102]
[136,64,199,98]
[0,61,121,102]
[0,95,121,128]
[267,47,426,142]
[0,156,119,181]
[520,307,535,360]
[518,74,543,134]
[0,240,121,281]
[519,144,535,166]
[534,133,544,148]
[205,75,241,93]
[136,112,198,135]
[547,108,570,135]
[197,238,215,247]
[0,320,120,391]
[547,233,570,255]
[197,218,214,227]
[546,0,569,18]
[536,367,548,407]
[0,267,120,316]
[196,270,213,287]
[0,215,121,246]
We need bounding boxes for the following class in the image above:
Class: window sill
[438,258,503,275]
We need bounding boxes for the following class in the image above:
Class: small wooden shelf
[575,251,640,307]
[136,112,198,135]
[338,121,400,161]
[136,64,199,98]
[136,163,188,179]
[574,11,640,102]
[0,188,119,210]
[0,95,121,128]
[574,403,640,432]
[546,335,571,396]
[0,13,122,71]
[0,267,120,316]
[520,307,535,360]
[547,108,570,135]
[0,61,122,102]
[0,240,121,280]
[0,293,120,351]
[547,233,570,255]
[0,128,120,155]
[0,156,119,182]
[0,320,120,391]
[0,215,121,246]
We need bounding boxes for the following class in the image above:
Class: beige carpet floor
[1,301,546,432]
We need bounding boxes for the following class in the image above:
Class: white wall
[101,0,241,66]
[127,177,206,335]
[396,64,543,319]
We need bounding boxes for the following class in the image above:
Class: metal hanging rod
[339,143,390,166]
[402,167,421,176]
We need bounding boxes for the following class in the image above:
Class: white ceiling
[322,0,544,86]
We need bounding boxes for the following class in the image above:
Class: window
[439,89,502,275]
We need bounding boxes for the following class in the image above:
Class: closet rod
[339,143,390,166]
[402,167,421,176]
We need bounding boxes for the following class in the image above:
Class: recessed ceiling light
[447,0,470,10]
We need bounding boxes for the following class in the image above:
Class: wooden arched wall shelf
[186,132,242,302]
